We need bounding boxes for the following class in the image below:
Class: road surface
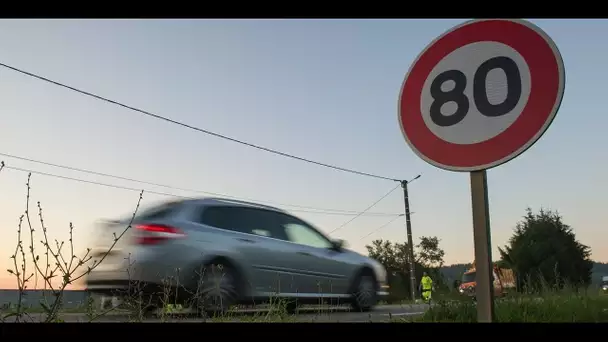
[2,304,430,322]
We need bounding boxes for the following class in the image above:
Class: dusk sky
[0,19,606,289]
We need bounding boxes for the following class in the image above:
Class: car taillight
[134,224,185,245]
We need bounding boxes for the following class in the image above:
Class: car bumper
[86,255,195,294]
[86,269,162,295]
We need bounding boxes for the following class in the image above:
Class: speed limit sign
[397,19,565,323]
[398,19,565,172]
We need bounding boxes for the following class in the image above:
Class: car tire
[350,271,378,312]
[194,262,239,318]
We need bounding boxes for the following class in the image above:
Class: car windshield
[462,272,476,283]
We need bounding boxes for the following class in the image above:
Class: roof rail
[205,197,285,212]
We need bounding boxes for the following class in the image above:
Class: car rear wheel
[351,272,378,312]
[194,262,239,317]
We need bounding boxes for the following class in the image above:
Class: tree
[366,236,446,300]
[366,240,406,274]
[416,236,445,269]
[498,208,593,292]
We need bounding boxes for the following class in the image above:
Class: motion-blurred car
[86,198,388,315]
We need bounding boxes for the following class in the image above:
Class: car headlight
[459,288,464,293]
[602,285,607,291]
[370,261,387,282]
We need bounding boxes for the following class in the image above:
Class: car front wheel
[351,272,378,312]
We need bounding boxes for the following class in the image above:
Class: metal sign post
[470,170,495,321]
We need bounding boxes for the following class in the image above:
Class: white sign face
[398,19,565,172]
[420,41,532,145]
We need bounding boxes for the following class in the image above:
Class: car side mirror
[332,239,347,250]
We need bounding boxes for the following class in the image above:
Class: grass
[412,289,608,322]
[2,162,607,323]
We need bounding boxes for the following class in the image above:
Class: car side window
[198,206,236,231]
[281,216,333,249]
[199,206,286,240]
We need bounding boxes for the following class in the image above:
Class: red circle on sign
[398,19,565,172]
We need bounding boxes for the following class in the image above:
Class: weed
[2,169,144,322]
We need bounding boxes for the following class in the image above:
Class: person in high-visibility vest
[419,272,434,303]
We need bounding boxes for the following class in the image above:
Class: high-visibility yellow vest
[421,276,433,291]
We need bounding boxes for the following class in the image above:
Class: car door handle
[297,251,312,256]
[236,238,255,243]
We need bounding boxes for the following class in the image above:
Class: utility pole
[401,175,420,302]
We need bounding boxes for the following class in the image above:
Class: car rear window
[135,201,182,221]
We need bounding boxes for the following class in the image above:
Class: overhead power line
[0,152,399,217]
[359,214,404,241]
[357,210,415,241]
[1,164,401,218]
[329,183,401,234]
[0,62,402,182]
